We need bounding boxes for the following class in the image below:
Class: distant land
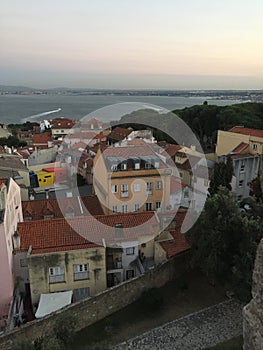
[0,85,263,102]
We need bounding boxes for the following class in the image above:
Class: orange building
[93,140,172,214]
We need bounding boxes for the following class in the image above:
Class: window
[61,130,64,133]
[112,205,117,213]
[145,162,151,169]
[133,183,141,192]
[114,223,123,238]
[121,184,129,197]
[252,144,258,151]
[156,181,162,190]
[156,201,161,210]
[49,266,65,284]
[184,190,189,198]
[74,264,89,280]
[111,164,117,171]
[134,163,140,170]
[20,258,28,267]
[179,172,183,179]
[154,162,160,169]
[146,202,153,211]
[239,180,244,187]
[74,287,90,302]
[146,182,153,195]
[111,184,118,193]
[141,243,146,248]
[240,161,245,172]
[134,203,140,212]
[122,204,128,213]
[126,247,135,255]
[121,163,127,171]
[126,269,135,280]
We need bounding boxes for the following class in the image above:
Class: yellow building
[36,170,54,187]
[17,218,107,306]
[216,126,263,156]
[93,140,172,214]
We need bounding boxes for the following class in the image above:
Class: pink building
[0,178,23,330]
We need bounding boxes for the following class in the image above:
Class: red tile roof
[161,144,182,157]
[32,132,52,145]
[18,219,101,254]
[51,118,76,129]
[229,126,263,138]
[18,211,159,254]
[82,118,109,130]
[107,127,132,141]
[231,142,249,153]
[22,195,104,220]
[159,209,190,258]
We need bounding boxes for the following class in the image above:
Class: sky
[1,0,263,89]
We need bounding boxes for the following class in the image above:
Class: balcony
[49,274,65,284]
[74,271,89,281]
[107,260,123,270]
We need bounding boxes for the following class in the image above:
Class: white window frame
[73,264,89,280]
[134,163,140,170]
[121,163,127,171]
[126,247,135,255]
[121,184,129,198]
[146,182,153,195]
[111,184,118,193]
[112,205,118,213]
[133,183,141,192]
[156,201,161,210]
[134,203,140,212]
[122,204,128,213]
[146,202,153,211]
[156,181,162,190]
[252,144,258,151]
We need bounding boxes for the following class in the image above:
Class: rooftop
[229,126,263,138]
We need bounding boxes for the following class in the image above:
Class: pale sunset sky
[1,0,263,89]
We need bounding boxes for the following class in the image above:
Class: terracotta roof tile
[229,126,263,138]
[51,118,76,129]
[231,142,249,153]
[22,195,104,220]
[32,132,52,145]
[107,127,132,141]
[18,211,159,254]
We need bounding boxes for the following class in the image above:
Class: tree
[186,187,263,300]
[209,158,233,196]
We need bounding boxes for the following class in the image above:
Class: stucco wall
[28,247,107,305]
[0,251,190,350]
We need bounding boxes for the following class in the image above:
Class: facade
[0,178,23,330]
[216,127,263,157]
[32,132,53,149]
[220,154,260,199]
[93,141,172,214]
[51,117,76,138]
[16,218,107,307]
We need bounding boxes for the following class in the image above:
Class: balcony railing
[74,271,89,281]
[49,274,65,284]
[107,261,123,270]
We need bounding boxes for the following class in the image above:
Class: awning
[35,291,73,318]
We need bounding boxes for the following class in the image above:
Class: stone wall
[243,238,263,350]
[0,251,190,350]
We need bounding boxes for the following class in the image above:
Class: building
[0,154,30,188]
[216,126,263,157]
[0,178,23,330]
[32,132,53,149]
[93,140,172,214]
[219,154,260,200]
[51,117,76,139]
[216,126,262,199]
[80,117,109,133]
[16,218,107,307]
[22,195,104,221]
[107,127,132,146]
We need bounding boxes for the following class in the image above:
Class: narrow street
[114,299,243,350]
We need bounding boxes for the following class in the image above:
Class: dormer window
[111,164,118,171]
[145,162,151,169]
[154,162,160,169]
[135,163,140,170]
[121,163,127,171]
